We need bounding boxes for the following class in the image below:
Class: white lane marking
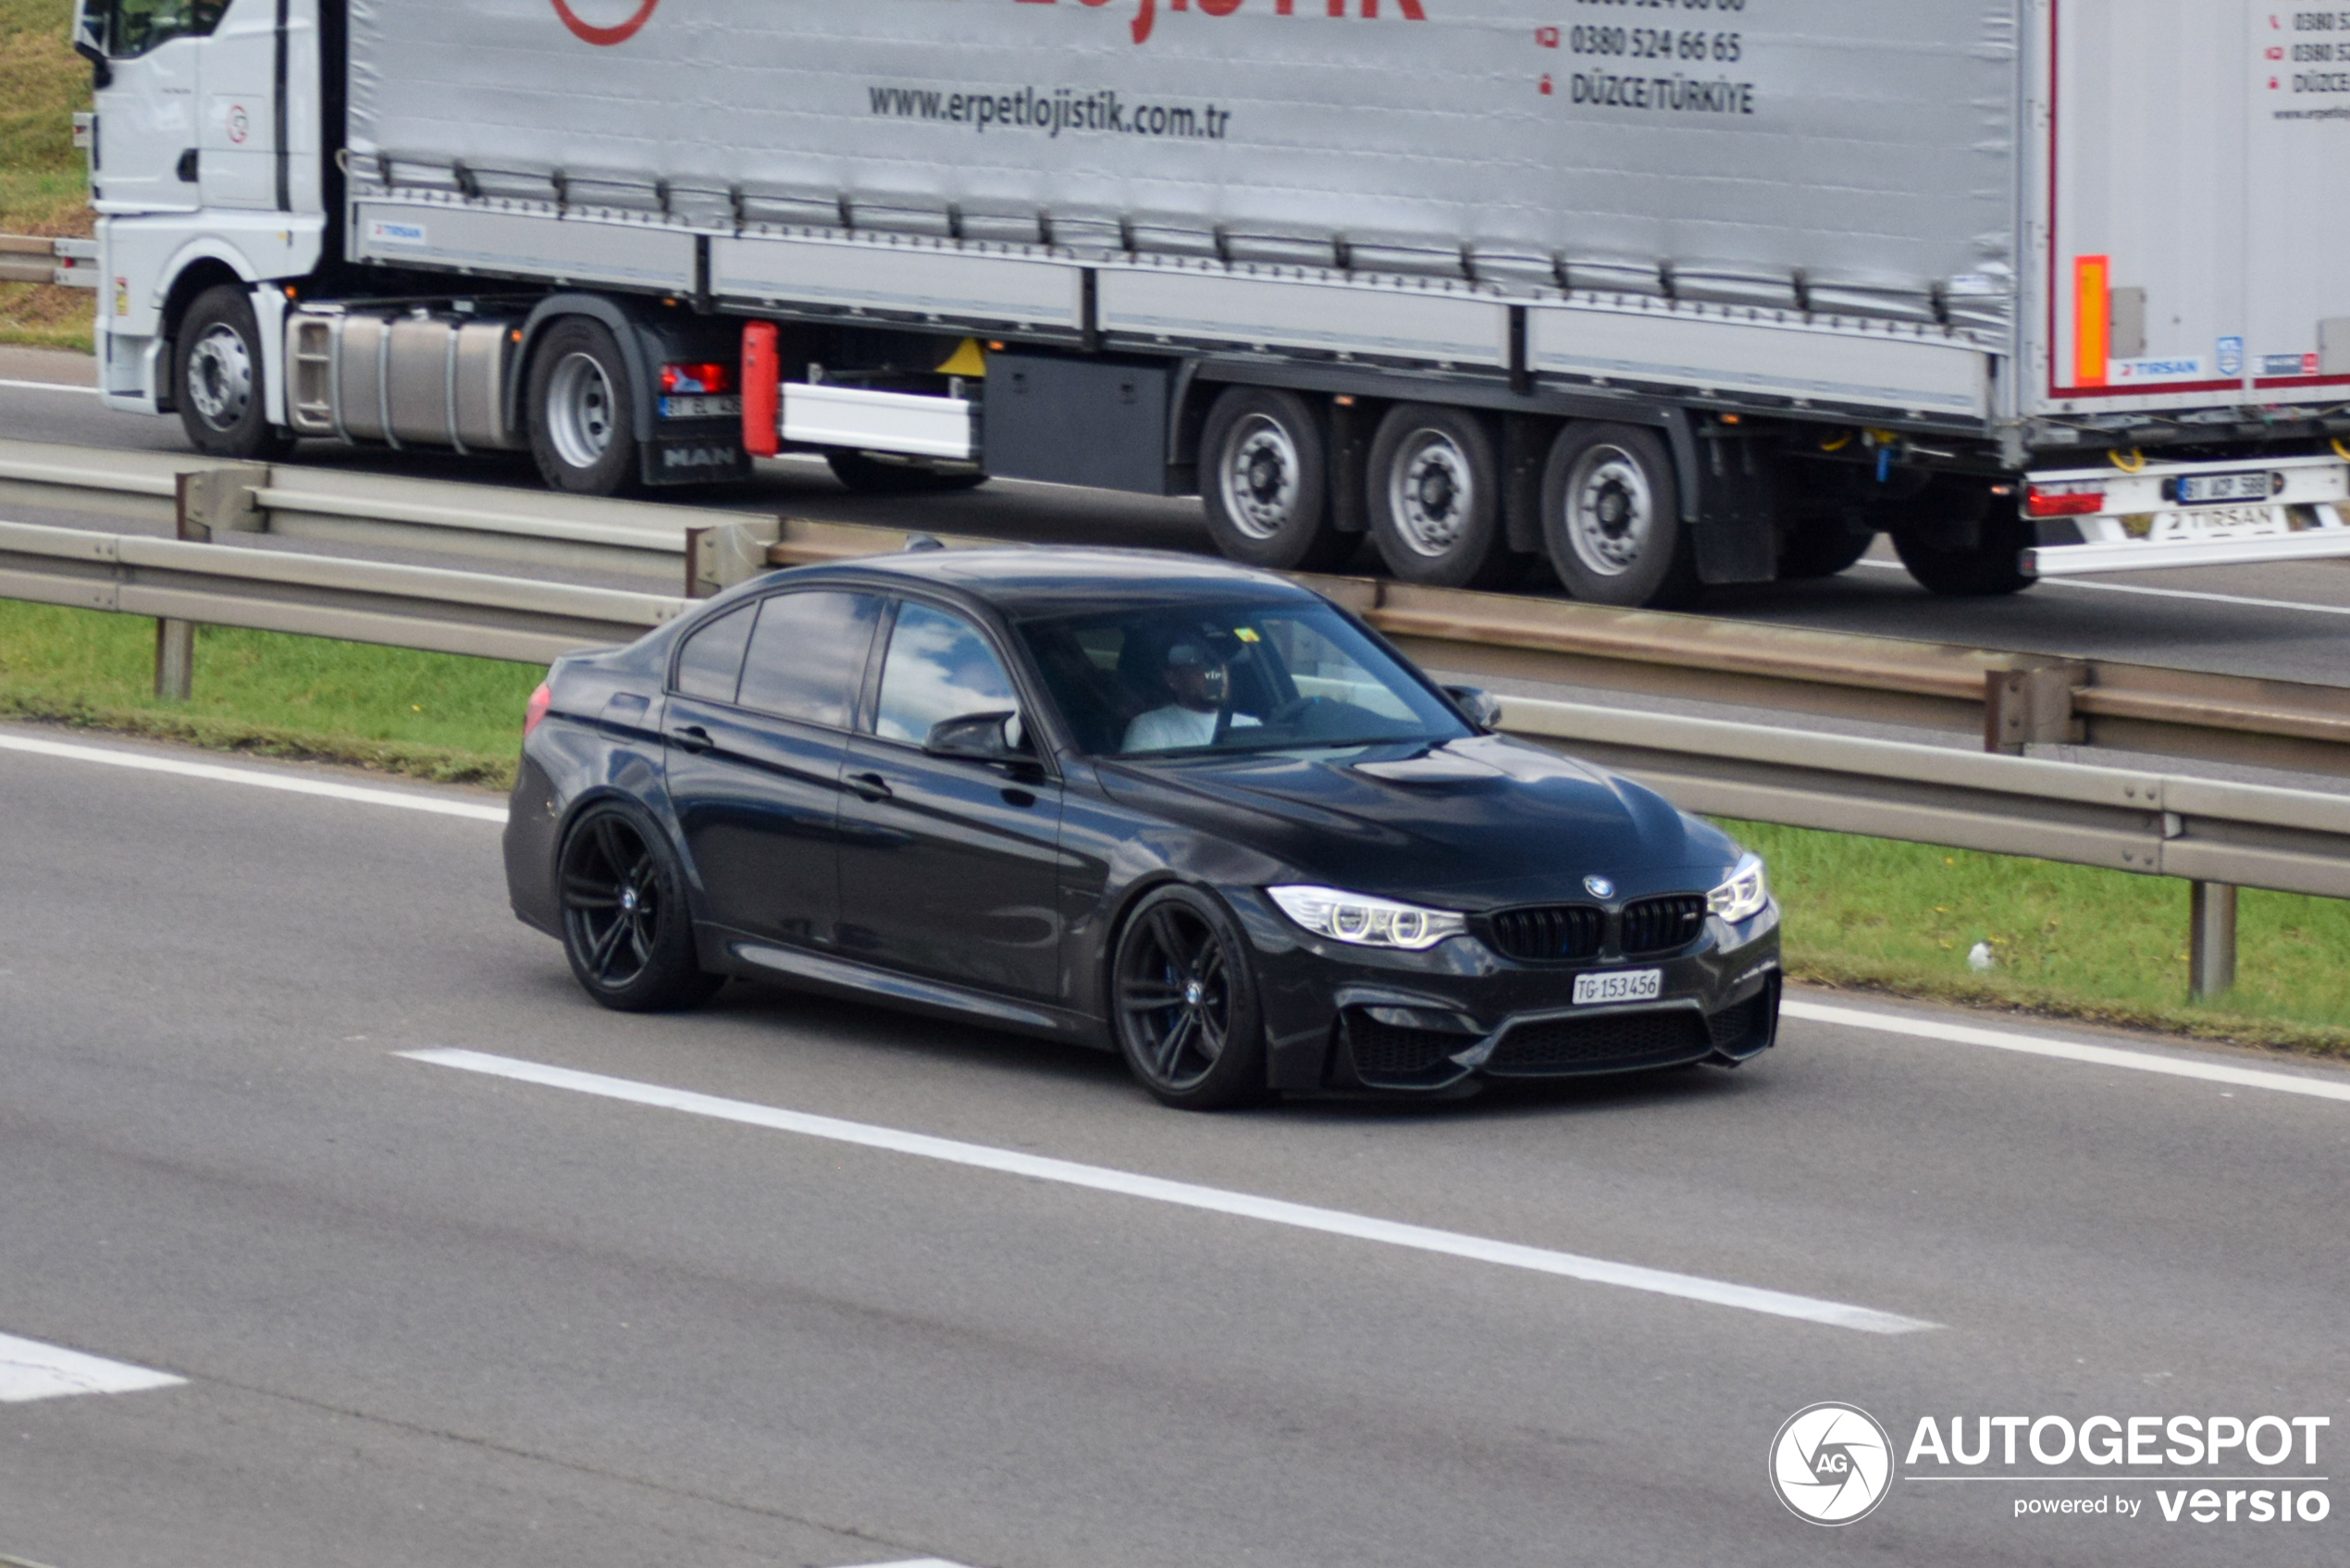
[1854,557,2350,617]
[0,733,508,823]
[0,377,99,395]
[852,1561,980,1568]
[1783,999,2350,1105]
[402,1048,1936,1335]
[0,1331,185,1403]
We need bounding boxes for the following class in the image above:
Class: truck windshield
[1020,600,1470,759]
[93,0,228,59]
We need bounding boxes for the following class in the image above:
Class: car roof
[770,546,1323,617]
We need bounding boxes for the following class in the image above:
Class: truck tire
[1199,387,1350,572]
[175,285,291,461]
[824,450,988,493]
[527,317,640,496]
[1890,478,2033,597]
[1540,423,1698,607]
[1367,403,1509,587]
[1777,512,1875,579]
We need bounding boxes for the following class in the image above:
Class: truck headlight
[1707,853,1770,923]
[1267,885,1467,951]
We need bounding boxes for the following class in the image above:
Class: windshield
[1019,599,1472,758]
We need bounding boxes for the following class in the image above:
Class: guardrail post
[154,619,194,700]
[2189,882,2238,1000]
[686,519,783,597]
[1985,664,2087,755]
[176,465,268,537]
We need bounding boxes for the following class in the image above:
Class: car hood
[1096,734,1739,907]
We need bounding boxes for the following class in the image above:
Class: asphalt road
[6,349,2350,691]
[3,726,2345,1568]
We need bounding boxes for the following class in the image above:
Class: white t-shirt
[1122,705,1260,753]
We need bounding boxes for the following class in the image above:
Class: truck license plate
[1574,969,1662,1006]
[2176,471,2274,505]
[660,394,742,420]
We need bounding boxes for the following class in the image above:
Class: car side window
[672,601,755,703]
[873,601,1019,747]
[737,591,884,728]
[98,0,229,58]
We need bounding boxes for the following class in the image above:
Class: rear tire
[1198,386,1351,572]
[1891,478,2033,597]
[1776,512,1875,580]
[1367,403,1510,588]
[175,285,291,461]
[825,450,988,493]
[527,318,640,497]
[558,802,722,1013]
[1110,885,1269,1111]
[1540,423,1698,608]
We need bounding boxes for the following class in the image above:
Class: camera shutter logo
[1770,1402,1894,1525]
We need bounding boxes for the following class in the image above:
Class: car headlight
[1707,852,1770,923]
[1267,885,1467,951]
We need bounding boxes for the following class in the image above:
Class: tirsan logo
[550,1,659,46]
[1770,1403,1895,1525]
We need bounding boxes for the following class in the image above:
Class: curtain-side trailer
[68,0,2350,604]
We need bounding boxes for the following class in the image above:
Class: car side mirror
[1443,685,1504,732]
[922,710,1026,761]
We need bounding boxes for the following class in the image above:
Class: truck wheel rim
[1565,446,1653,577]
[186,323,253,429]
[547,352,618,470]
[1391,429,1473,556]
[1221,415,1299,539]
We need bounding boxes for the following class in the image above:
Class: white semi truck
[66,0,2350,604]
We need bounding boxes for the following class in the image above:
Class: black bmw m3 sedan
[504,547,1781,1108]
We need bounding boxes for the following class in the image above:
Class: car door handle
[847,771,893,801]
[669,724,713,754]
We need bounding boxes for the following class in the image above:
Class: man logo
[1769,1402,1894,1525]
[551,1,660,47]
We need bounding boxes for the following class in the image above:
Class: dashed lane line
[402,1047,1937,1335]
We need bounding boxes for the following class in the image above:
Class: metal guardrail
[5,437,2350,777]
[0,234,97,288]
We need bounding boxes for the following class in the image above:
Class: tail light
[661,361,734,394]
[2024,483,2107,517]
[525,681,552,735]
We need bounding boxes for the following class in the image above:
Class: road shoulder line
[0,731,508,822]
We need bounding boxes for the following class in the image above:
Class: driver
[1122,639,1261,753]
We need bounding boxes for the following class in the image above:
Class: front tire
[557,802,722,1012]
[1540,423,1698,607]
[1110,886,1269,1110]
[1367,403,1509,587]
[1199,386,1351,571]
[527,318,640,496]
[176,285,291,460]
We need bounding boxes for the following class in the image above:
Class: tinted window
[672,602,755,703]
[737,591,883,728]
[101,0,229,58]
[874,602,1019,746]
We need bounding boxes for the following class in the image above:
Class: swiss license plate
[659,394,742,420]
[2176,471,2273,505]
[1574,969,1663,1006]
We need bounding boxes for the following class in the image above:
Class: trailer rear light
[662,361,733,395]
[525,681,551,735]
[2025,483,2107,517]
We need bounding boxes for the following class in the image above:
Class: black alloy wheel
[558,804,722,1012]
[1110,886,1268,1110]
[1199,385,1351,571]
[175,284,292,460]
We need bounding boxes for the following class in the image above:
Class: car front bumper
[1233,892,1783,1093]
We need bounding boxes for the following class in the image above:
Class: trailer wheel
[1540,423,1698,607]
[1777,512,1876,579]
[175,285,291,461]
[824,451,988,494]
[1890,478,2033,597]
[1367,403,1509,587]
[1199,387,1349,572]
[527,317,639,496]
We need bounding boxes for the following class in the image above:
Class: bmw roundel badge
[1584,875,1614,899]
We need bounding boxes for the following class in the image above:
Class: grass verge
[3,598,2344,1056]
[2,0,94,351]
[0,599,541,787]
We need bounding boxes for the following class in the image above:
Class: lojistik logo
[1771,1403,1895,1525]
[551,0,659,46]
